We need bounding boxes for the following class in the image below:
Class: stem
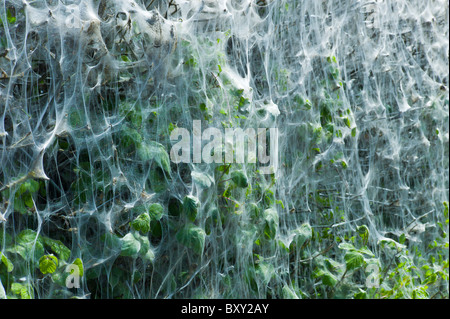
[217,163,231,183]
[0,174,28,193]
[375,252,401,297]
[330,268,348,298]
[298,242,335,263]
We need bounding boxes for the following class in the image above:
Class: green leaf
[14,199,28,215]
[399,233,406,245]
[17,229,42,244]
[131,213,151,234]
[0,251,14,272]
[11,282,23,295]
[148,203,164,221]
[6,9,16,24]
[176,224,206,255]
[138,141,171,174]
[357,225,370,245]
[102,232,122,251]
[357,246,375,257]
[378,238,406,252]
[73,258,84,277]
[10,229,45,263]
[344,117,351,128]
[263,208,279,239]
[338,242,374,257]
[357,225,369,237]
[39,254,59,274]
[344,251,364,271]
[23,193,34,208]
[141,248,155,263]
[120,233,141,257]
[248,202,260,220]
[149,167,168,192]
[20,287,32,299]
[282,285,299,299]
[278,239,290,252]
[231,170,249,188]
[11,283,33,299]
[191,171,214,188]
[292,223,312,248]
[183,195,200,222]
[354,288,367,299]
[109,267,125,289]
[68,110,83,127]
[444,201,449,218]
[321,270,338,287]
[120,126,142,148]
[324,257,343,271]
[134,233,155,263]
[255,262,274,284]
[42,237,71,261]
[338,242,356,251]
[17,180,40,196]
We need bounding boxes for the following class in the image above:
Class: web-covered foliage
[0,0,448,299]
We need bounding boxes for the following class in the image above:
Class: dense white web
[0,0,448,299]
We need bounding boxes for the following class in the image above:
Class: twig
[298,242,335,263]
[403,209,434,232]
[218,177,231,184]
[0,174,29,193]
[219,195,240,206]
[7,132,31,150]
[146,0,156,11]
[330,268,348,298]
[217,163,231,182]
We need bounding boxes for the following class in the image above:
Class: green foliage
[357,225,369,245]
[137,141,171,175]
[0,8,16,25]
[2,180,40,215]
[191,171,214,188]
[131,213,151,234]
[282,285,299,299]
[149,167,168,192]
[255,262,275,285]
[120,232,141,257]
[344,251,364,271]
[230,170,249,188]
[338,242,374,257]
[176,224,206,255]
[10,283,33,299]
[73,258,84,277]
[0,252,14,273]
[291,223,312,249]
[148,203,164,220]
[183,195,200,222]
[7,229,45,264]
[42,237,71,261]
[39,255,58,274]
[134,232,155,263]
[378,238,406,253]
[314,268,338,287]
[0,2,447,300]
[263,208,279,239]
